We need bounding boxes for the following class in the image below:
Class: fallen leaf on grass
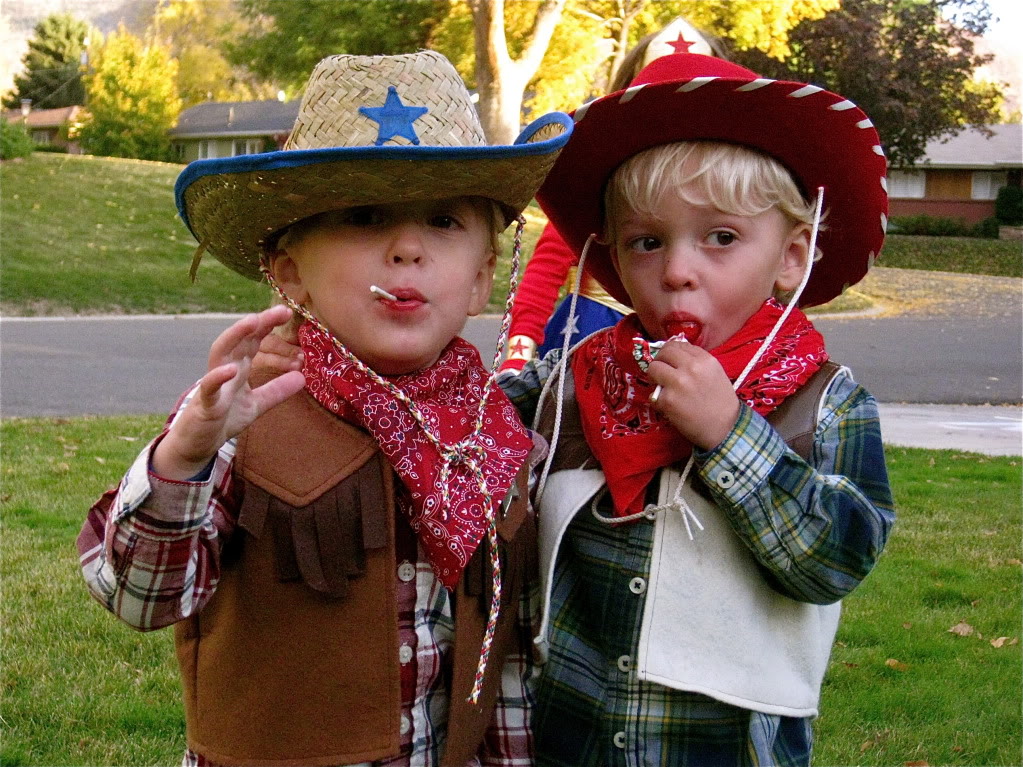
[94,456,106,464]
[902,622,912,629]
[885,658,909,671]
[1006,558,1022,567]
[904,761,929,766]
[991,637,1019,648]
[843,662,859,668]
[948,621,975,637]
[860,740,875,752]
[117,436,139,442]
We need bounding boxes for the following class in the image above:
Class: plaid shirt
[78,388,537,767]
[500,355,895,766]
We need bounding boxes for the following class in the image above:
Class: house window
[31,130,50,145]
[232,139,264,156]
[198,140,217,159]
[971,171,1008,200]
[888,170,925,198]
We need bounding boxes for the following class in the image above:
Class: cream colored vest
[534,364,842,718]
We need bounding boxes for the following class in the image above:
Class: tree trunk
[468,0,567,144]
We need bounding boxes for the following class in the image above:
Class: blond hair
[604,141,822,254]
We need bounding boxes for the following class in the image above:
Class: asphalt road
[1,307,1020,417]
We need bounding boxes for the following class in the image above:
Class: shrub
[994,185,1023,226]
[0,119,34,160]
[888,214,998,239]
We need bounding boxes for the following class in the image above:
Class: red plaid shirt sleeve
[77,389,242,631]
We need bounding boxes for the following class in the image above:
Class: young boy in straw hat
[499,52,897,764]
[78,50,571,766]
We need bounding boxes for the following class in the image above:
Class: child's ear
[775,224,811,293]
[269,251,310,306]
[466,252,497,317]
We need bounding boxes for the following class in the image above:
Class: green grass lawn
[1,416,1020,766]
[1,153,1019,318]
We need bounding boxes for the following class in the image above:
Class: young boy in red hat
[500,52,897,764]
[77,51,572,766]
[500,18,723,373]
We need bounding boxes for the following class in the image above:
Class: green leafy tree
[230,0,450,95]
[227,0,837,142]
[77,26,182,161]
[436,0,837,142]
[150,0,277,107]
[729,0,1004,167]
[2,13,97,109]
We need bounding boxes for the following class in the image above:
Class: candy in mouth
[664,319,700,343]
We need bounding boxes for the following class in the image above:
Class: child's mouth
[376,286,426,311]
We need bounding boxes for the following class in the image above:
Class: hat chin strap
[536,187,826,540]
[533,233,596,507]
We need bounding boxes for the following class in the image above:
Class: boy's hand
[646,340,741,451]
[152,306,306,481]
[252,322,303,378]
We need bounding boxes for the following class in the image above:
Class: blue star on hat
[359,86,429,146]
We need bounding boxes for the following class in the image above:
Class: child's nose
[387,222,425,265]
[661,247,697,290]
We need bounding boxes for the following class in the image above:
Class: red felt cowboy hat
[535,53,888,308]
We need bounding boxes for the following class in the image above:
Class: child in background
[78,51,571,766]
[501,17,725,372]
[502,52,896,765]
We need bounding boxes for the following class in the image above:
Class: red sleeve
[508,222,578,346]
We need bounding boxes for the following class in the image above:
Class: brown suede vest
[174,387,537,766]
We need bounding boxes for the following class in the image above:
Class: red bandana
[573,299,828,517]
[298,321,533,589]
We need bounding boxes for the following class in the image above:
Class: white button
[398,643,414,664]
[716,470,736,489]
[399,714,411,735]
[629,577,647,595]
[617,654,632,673]
[397,561,416,582]
[613,730,626,748]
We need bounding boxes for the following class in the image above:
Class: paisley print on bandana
[298,322,532,589]
[573,299,827,517]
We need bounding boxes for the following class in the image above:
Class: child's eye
[708,230,736,246]
[341,207,382,227]
[429,214,459,229]
[627,236,661,253]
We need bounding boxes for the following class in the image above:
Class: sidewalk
[877,403,1022,456]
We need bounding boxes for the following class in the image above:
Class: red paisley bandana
[573,299,828,517]
[299,321,533,589]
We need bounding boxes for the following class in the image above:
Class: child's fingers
[253,333,304,376]
[251,371,306,415]
[208,307,292,370]
[650,338,701,368]
[196,362,241,409]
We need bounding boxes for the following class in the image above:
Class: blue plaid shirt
[500,354,895,766]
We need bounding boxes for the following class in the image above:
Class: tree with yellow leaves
[77,26,182,161]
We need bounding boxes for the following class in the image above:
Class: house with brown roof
[887,123,1022,224]
[1,105,86,153]
[169,100,300,163]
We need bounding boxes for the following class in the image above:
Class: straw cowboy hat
[536,53,888,308]
[176,50,573,281]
